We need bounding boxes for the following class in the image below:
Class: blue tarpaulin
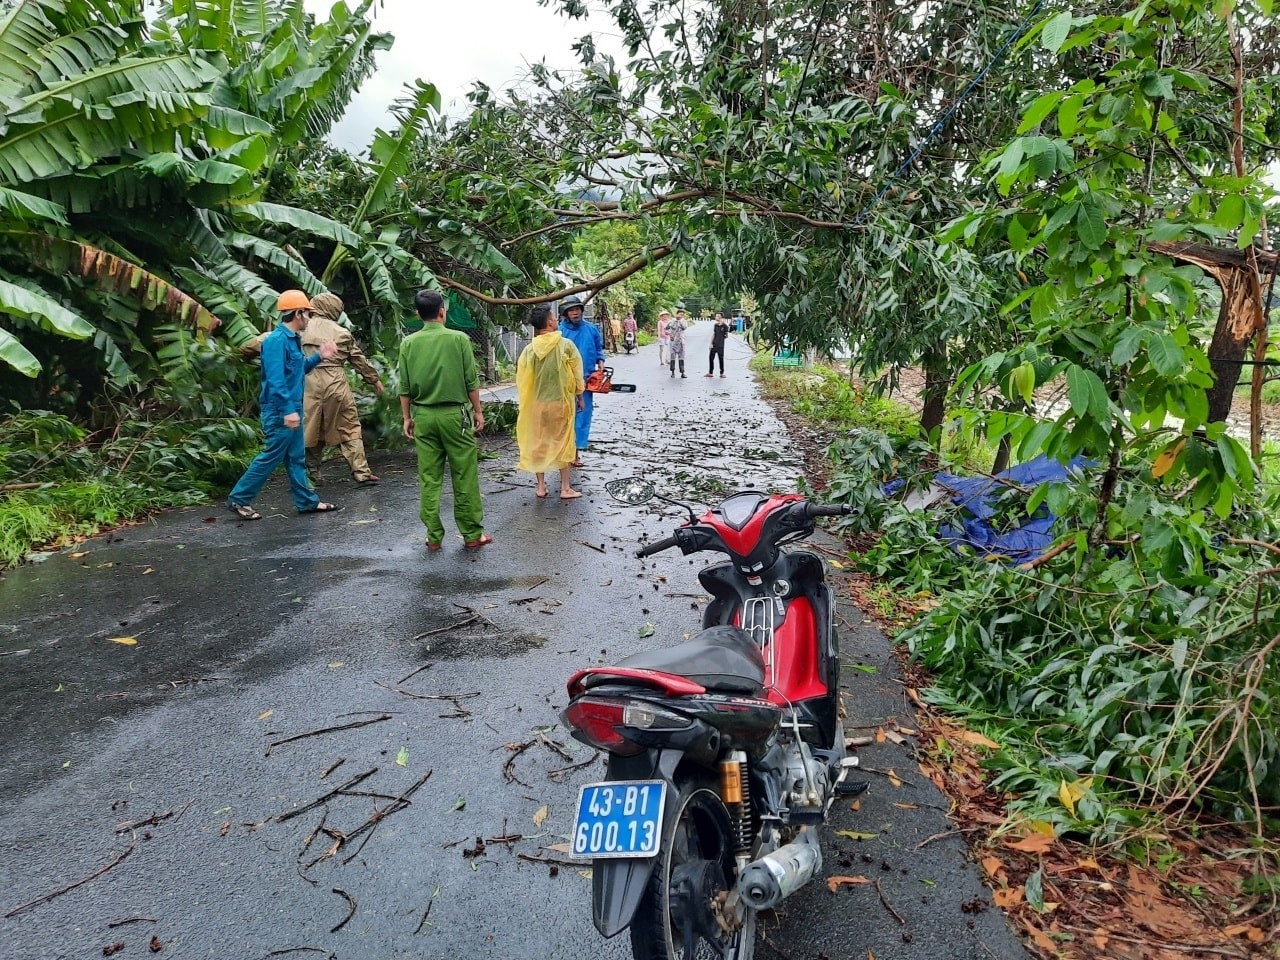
[900,455,1089,563]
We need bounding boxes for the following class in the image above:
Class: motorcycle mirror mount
[605,477,698,523]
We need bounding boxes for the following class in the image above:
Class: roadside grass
[0,410,248,569]
[751,351,1280,957]
[750,352,996,470]
[0,480,203,568]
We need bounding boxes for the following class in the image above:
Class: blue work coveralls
[560,318,604,450]
[229,323,323,512]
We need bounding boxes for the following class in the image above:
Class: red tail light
[561,698,643,756]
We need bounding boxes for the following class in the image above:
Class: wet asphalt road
[0,325,1028,960]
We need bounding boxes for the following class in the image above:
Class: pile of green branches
[830,437,1280,840]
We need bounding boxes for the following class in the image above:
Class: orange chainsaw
[584,367,636,394]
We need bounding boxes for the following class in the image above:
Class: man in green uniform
[398,290,491,551]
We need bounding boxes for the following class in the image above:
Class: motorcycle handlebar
[803,502,852,518]
[635,535,680,558]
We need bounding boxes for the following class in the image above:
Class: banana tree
[313,80,442,316]
[0,0,397,409]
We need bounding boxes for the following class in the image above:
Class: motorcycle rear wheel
[629,779,755,960]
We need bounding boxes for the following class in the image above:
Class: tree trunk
[920,346,947,440]
[1205,268,1260,424]
[991,435,1013,476]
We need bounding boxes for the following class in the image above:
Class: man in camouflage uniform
[302,292,384,484]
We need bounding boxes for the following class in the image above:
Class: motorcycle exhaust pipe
[736,831,822,910]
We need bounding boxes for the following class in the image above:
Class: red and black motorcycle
[561,478,862,960]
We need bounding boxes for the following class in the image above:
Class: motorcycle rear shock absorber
[720,750,752,855]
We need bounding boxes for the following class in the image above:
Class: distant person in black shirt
[706,312,730,378]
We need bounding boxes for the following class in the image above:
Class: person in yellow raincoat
[301,292,384,484]
[516,304,585,499]
[241,292,383,484]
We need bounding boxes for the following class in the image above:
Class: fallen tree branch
[398,662,434,684]
[265,716,392,756]
[373,681,480,702]
[441,245,674,306]
[1017,538,1074,571]
[274,769,379,823]
[1056,925,1252,959]
[340,770,434,865]
[516,851,583,867]
[4,837,135,918]
[539,733,574,762]
[548,751,601,781]
[329,888,357,934]
[414,885,440,935]
[875,878,907,925]
[502,738,537,786]
[1229,537,1280,558]
[412,617,479,640]
[115,799,194,833]
[320,758,345,780]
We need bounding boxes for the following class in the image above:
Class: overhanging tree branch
[440,244,675,306]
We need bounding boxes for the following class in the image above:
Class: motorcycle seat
[601,625,764,694]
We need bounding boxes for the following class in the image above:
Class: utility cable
[788,0,835,126]
[853,0,1047,225]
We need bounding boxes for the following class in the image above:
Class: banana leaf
[0,324,41,377]
[238,201,361,246]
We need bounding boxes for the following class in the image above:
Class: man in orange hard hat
[228,291,341,520]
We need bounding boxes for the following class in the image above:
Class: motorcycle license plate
[571,780,667,859]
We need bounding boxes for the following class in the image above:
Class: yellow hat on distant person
[276,289,312,312]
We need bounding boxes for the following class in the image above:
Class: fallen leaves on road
[826,874,871,892]
[835,830,878,841]
[953,729,1001,750]
[1004,833,1056,856]
[532,805,550,828]
[894,659,1280,960]
[108,637,137,646]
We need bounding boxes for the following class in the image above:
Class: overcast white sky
[303,0,621,153]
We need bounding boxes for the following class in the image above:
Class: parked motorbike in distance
[561,478,863,960]
[622,329,638,354]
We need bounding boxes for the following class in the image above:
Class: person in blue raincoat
[557,295,604,465]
